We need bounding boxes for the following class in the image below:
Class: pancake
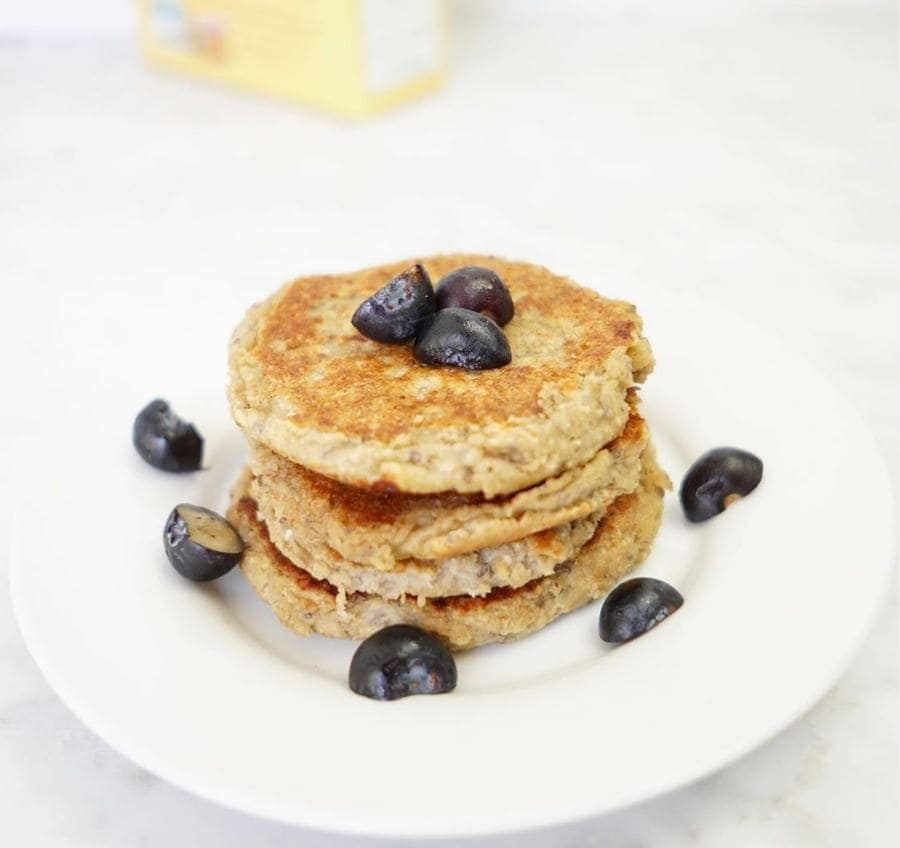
[253,439,664,599]
[249,393,647,569]
[227,452,668,651]
[254,474,601,599]
[228,254,653,498]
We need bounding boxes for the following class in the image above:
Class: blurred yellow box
[137,0,446,117]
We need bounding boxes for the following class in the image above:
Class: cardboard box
[137,0,446,117]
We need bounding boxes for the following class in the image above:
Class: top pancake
[229,254,653,497]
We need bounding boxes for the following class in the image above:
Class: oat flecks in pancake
[228,254,654,497]
[227,452,668,652]
[248,403,649,579]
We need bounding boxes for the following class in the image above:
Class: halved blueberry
[163,504,244,582]
[680,447,763,522]
[351,264,435,343]
[435,266,514,326]
[599,578,683,644]
[413,307,511,370]
[133,399,203,472]
[349,624,457,701]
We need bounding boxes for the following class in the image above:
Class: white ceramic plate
[10,292,894,839]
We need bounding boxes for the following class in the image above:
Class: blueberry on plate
[680,447,763,523]
[435,266,514,326]
[163,504,244,582]
[413,307,511,370]
[133,399,203,472]
[351,264,435,343]
[599,578,683,644]
[349,624,457,701]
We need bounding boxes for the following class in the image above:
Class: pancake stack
[227,255,668,650]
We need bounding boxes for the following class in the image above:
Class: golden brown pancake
[248,395,648,574]
[228,254,653,497]
[227,452,667,651]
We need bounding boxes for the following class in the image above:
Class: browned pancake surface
[249,255,646,441]
[229,254,654,495]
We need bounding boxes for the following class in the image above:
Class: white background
[1,1,897,845]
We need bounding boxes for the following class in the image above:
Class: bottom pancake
[227,455,667,651]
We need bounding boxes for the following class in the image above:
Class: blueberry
[679,447,763,523]
[599,578,683,644]
[435,266,514,326]
[349,624,457,701]
[163,504,244,582]
[413,307,511,370]
[351,264,435,343]
[133,399,203,472]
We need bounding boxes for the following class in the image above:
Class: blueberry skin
[599,578,684,644]
[413,307,511,370]
[349,625,457,701]
[679,447,763,523]
[163,505,243,582]
[351,264,435,343]
[435,266,514,326]
[133,399,203,472]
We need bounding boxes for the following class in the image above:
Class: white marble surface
[1,2,897,845]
